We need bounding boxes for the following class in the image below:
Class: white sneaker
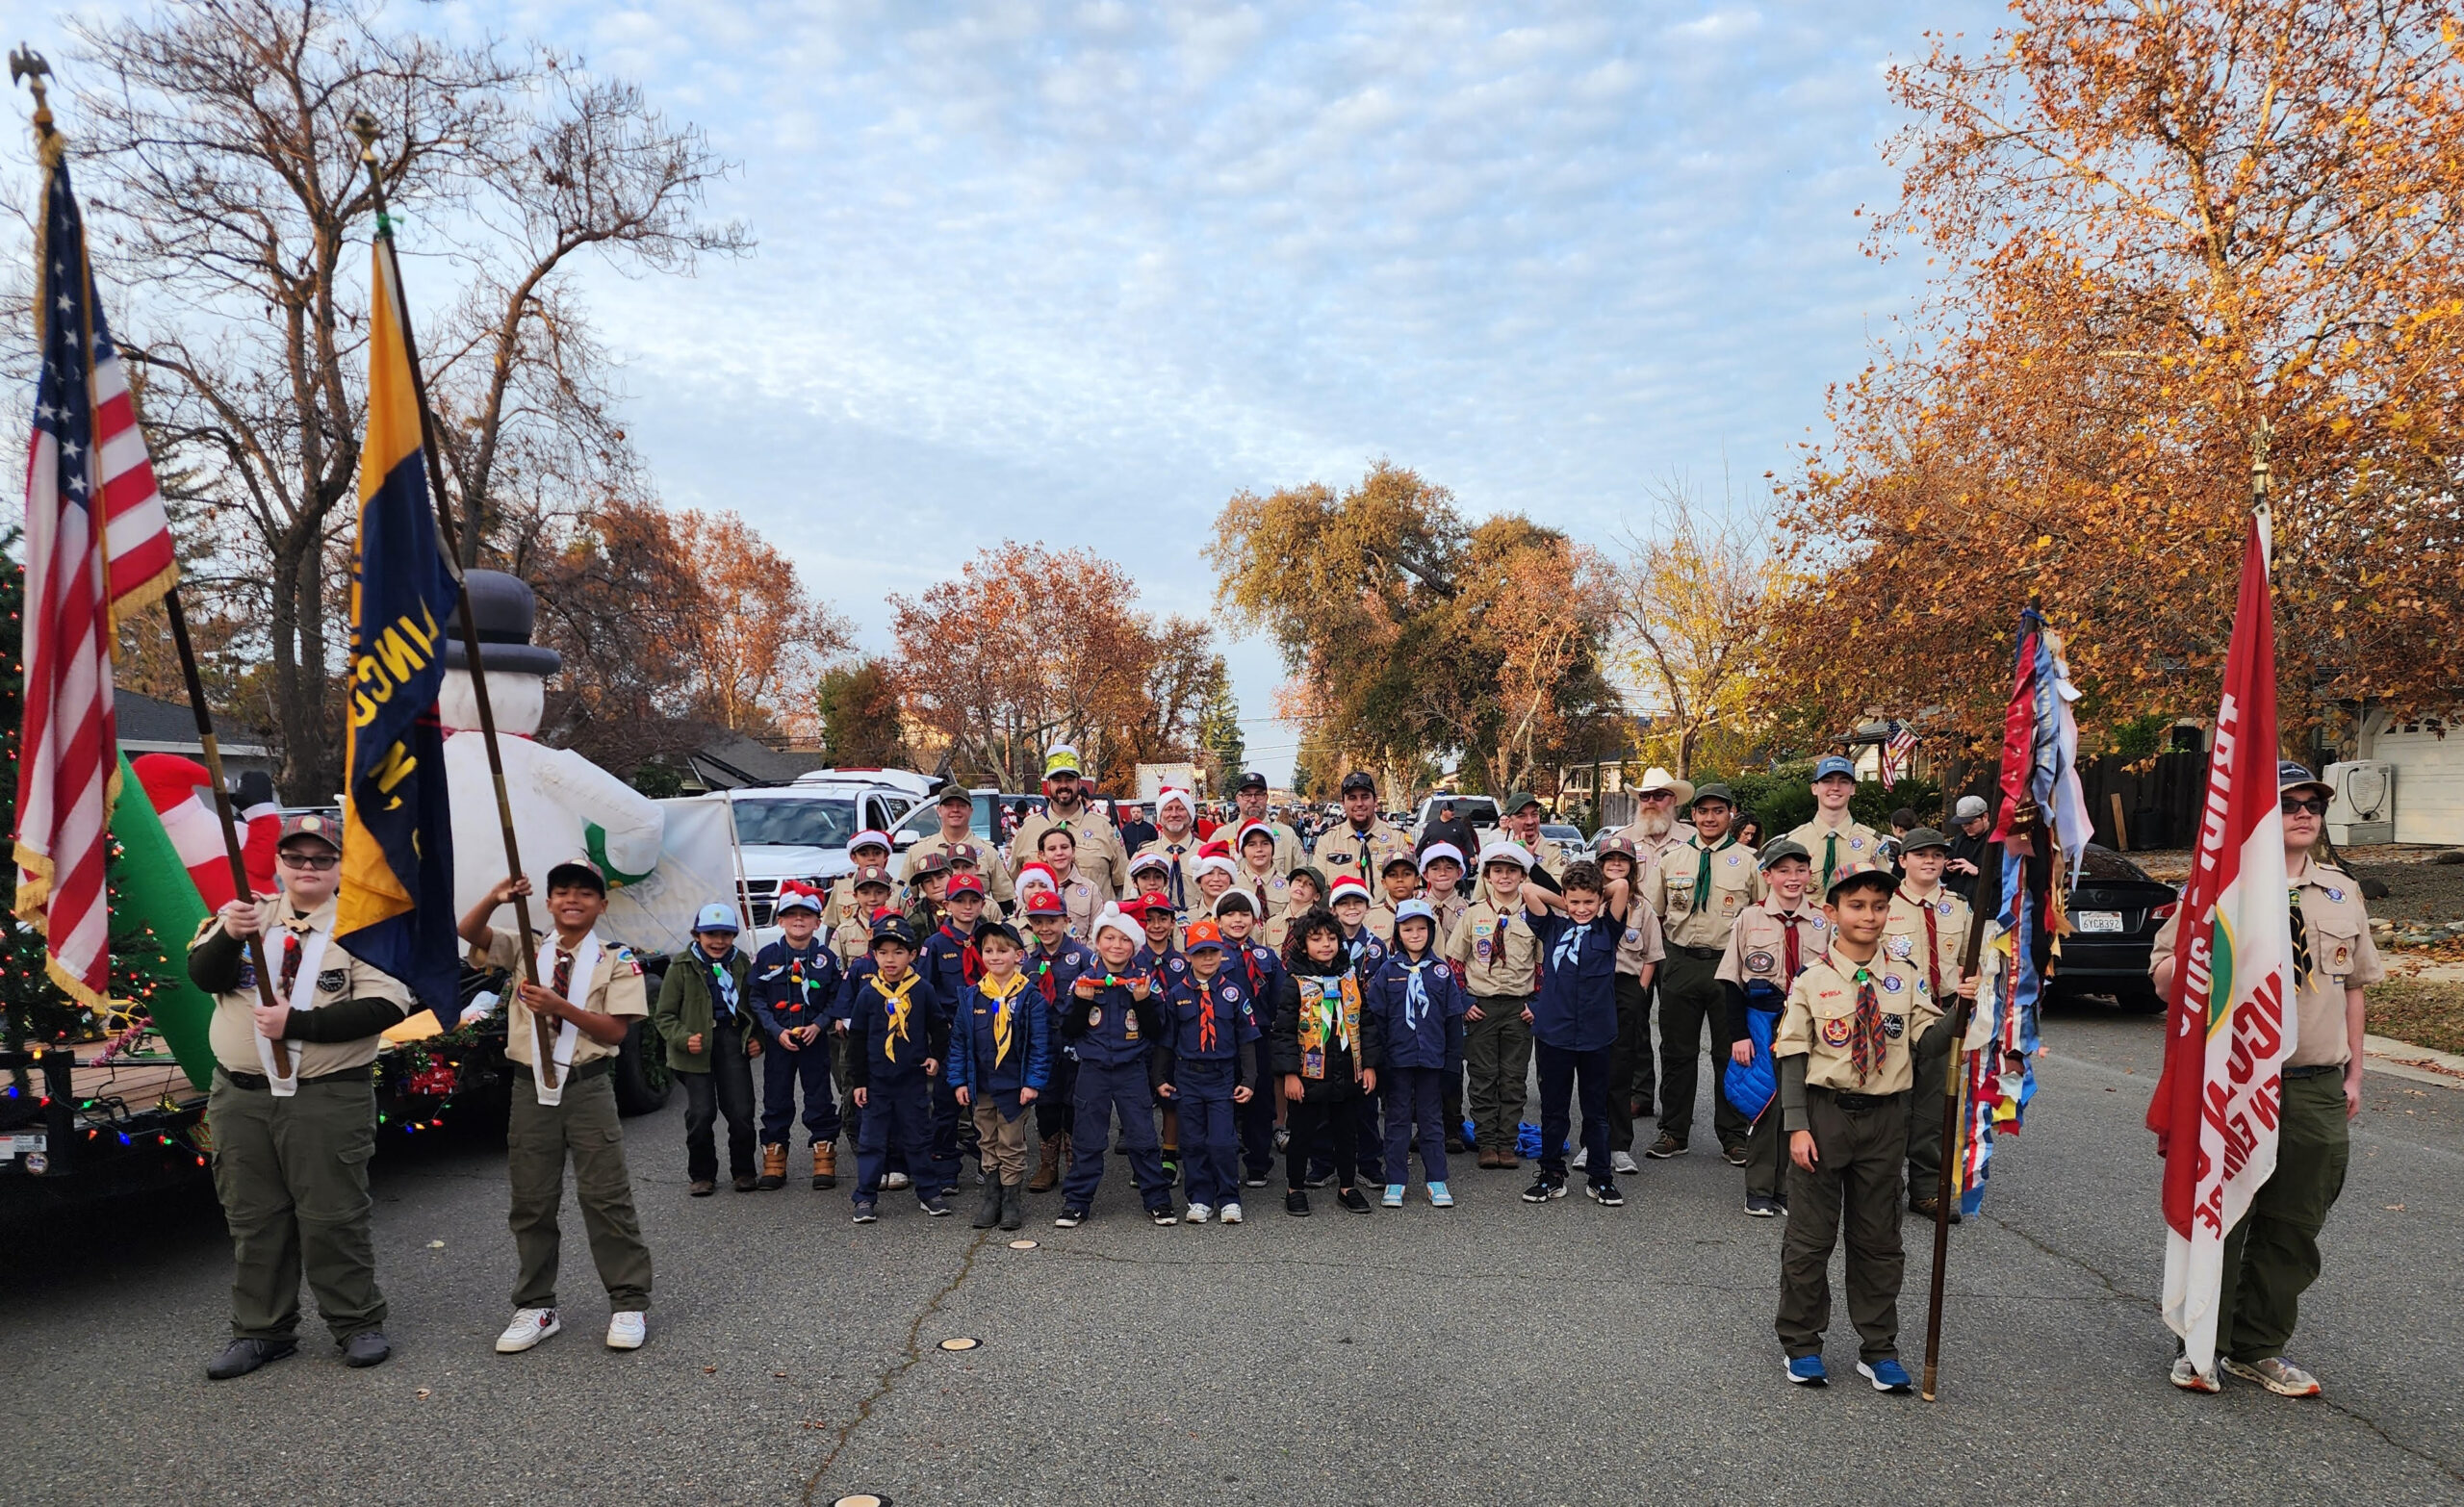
[605,1312,646,1350]
[883,1171,911,1190]
[1184,1203,1212,1224]
[1219,1201,1244,1224]
[1610,1150,1642,1175]
[495,1307,560,1354]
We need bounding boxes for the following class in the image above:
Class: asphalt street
[3,1006,2458,1506]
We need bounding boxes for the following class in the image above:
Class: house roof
[687,731,835,789]
[116,689,273,755]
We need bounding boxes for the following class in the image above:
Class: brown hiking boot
[812,1142,837,1189]
[1028,1134,1065,1192]
[757,1142,787,1190]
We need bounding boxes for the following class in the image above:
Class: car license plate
[0,1132,45,1160]
[2076,910,2124,933]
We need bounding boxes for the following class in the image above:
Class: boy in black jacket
[844,914,952,1224]
[1274,907,1384,1216]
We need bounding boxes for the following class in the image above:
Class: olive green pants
[507,1071,653,1313]
[1777,1088,1908,1363]
[1463,998,1532,1152]
[208,1070,385,1342]
[2216,1069,2350,1364]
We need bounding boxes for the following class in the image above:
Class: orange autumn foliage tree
[888,542,1219,791]
[1774,0,2464,748]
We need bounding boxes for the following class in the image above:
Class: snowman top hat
[443,570,561,677]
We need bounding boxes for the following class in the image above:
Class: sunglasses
[2280,796,2327,817]
[278,849,341,870]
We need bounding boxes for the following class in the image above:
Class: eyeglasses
[1637,791,1676,803]
[2280,796,2327,817]
[278,850,341,871]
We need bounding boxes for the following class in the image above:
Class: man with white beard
[1613,769,1697,1145]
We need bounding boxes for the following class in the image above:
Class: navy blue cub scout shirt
[1368,950,1468,1070]
[1163,965,1261,1082]
[749,938,840,1042]
[1526,906,1622,1053]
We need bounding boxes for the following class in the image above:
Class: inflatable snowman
[442,571,664,930]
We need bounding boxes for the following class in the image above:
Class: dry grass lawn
[2367,978,2464,1056]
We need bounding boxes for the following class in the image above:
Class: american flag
[1880,721,1917,790]
[13,141,180,1008]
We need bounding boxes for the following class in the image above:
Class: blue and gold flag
[334,232,461,1022]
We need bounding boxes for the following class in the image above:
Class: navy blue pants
[1382,1064,1450,1186]
[930,1074,968,1184]
[1537,1041,1614,1183]
[855,1074,945,1202]
[1239,1079,1277,1180]
[1037,1052,1078,1143]
[1175,1061,1241,1209]
[1355,1081,1388,1185]
[1062,1060,1170,1211]
[760,1032,840,1146]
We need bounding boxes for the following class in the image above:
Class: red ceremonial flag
[2146,513,2295,1377]
[13,139,180,1008]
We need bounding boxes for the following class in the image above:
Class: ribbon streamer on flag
[1952,608,2091,1215]
[2146,513,2295,1378]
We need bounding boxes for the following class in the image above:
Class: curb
[2362,1033,2464,1089]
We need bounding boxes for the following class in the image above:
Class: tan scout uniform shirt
[1646,837,1765,951]
[2151,862,2381,1070]
[1784,815,1882,894]
[1614,819,1697,872]
[1230,862,1293,923]
[1313,818,1412,895]
[1613,901,1668,979]
[203,897,411,1078]
[1009,806,1127,902]
[1511,830,1575,881]
[1447,894,1541,998]
[831,912,877,967]
[1884,884,1972,1000]
[1052,873,1105,943]
[1718,901,1833,994]
[1775,944,1940,1095]
[1134,832,1208,911]
[825,871,889,932]
[900,831,1014,905]
[474,928,650,1068]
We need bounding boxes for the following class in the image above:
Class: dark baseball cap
[1341,771,1376,795]
[1900,827,1950,854]
[1238,771,1269,792]
[276,812,341,852]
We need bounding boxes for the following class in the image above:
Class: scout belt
[219,1064,372,1091]
[1815,1087,1905,1111]
[510,1059,612,1083]
[1669,943,1725,961]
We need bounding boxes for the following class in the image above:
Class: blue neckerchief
[706,953,739,1017]
[1550,922,1593,973]
[1399,954,1434,1031]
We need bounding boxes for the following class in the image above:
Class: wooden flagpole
[1920,831,2005,1400]
[345,113,558,1086]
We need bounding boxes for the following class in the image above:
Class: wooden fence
[1950,748,2208,853]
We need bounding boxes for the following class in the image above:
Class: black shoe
[1285,1189,1312,1216]
[206,1337,296,1380]
[999,1185,1025,1231]
[973,1182,1004,1229]
[1336,1187,1373,1213]
[1521,1176,1565,1204]
[918,1194,951,1217]
[1588,1179,1625,1207]
[1722,1143,1750,1167]
[1055,1207,1088,1228]
[342,1330,391,1368]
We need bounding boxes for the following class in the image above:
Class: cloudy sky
[19,0,2014,777]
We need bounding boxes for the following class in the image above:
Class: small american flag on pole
[13,132,180,1008]
[1880,721,1917,790]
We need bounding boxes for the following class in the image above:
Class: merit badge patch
[1821,1016,1854,1047]
[317,967,348,992]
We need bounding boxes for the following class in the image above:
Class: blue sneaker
[1427,1181,1454,1208]
[1785,1354,1829,1387]
[1858,1358,1913,1393]
[1381,1184,1405,1208]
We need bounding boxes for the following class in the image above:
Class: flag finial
[10,44,53,140]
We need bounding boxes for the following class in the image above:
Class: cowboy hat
[1631,766,1696,807]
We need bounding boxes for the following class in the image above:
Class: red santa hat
[1327,874,1372,905]
[1154,786,1194,822]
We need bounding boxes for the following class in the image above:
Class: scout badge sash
[531,932,599,1106]
[1295,973,1361,1080]
[257,919,330,1097]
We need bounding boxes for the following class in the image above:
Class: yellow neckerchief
[870,971,920,1061]
[980,969,1028,1065]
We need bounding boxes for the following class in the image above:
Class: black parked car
[2053,845,2178,1011]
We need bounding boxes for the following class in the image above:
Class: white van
[700,769,935,926]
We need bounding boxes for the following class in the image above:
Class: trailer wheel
[614,1015,673,1116]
